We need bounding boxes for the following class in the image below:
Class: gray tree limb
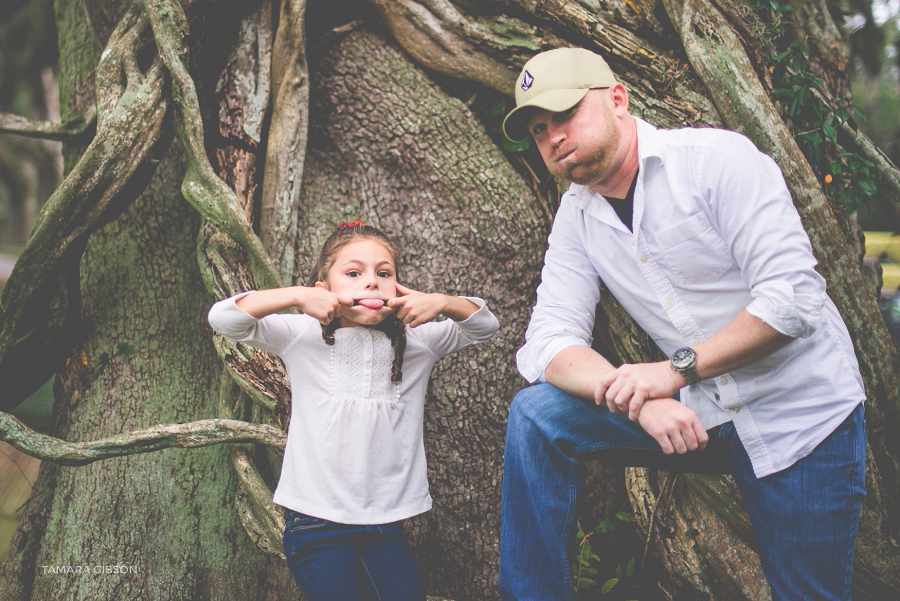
[0,412,285,467]
[0,107,96,141]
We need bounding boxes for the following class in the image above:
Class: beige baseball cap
[502,48,618,143]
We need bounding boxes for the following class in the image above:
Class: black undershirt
[605,168,639,232]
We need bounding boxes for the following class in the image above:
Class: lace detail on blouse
[331,328,399,402]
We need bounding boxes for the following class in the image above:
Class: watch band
[670,347,700,386]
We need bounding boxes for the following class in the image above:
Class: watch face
[671,348,696,370]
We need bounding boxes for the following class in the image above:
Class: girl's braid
[376,315,406,383]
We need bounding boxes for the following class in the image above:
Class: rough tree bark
[0,0,898,599]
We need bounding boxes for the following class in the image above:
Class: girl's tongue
[356,298,386,309]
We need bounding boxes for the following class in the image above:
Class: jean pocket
[712,421,741,454]
[287,512,329,533]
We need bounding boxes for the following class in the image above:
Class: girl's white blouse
[208,293,499,524]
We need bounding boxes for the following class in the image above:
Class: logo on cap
[521,70,534,91]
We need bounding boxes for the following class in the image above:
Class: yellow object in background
[865,231,900,291]
[881,264,900,292]
[864,231,900,262]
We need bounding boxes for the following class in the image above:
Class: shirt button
[718,376,729,385]
[691,338,701,345]
[639,255,648,263]
[731,407,741,414]
[665,297,674,306]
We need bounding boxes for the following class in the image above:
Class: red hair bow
[338,219,364,229]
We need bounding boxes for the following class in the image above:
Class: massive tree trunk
[296,23,547,595]
[1,0,899,599]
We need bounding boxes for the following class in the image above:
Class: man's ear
[610,83,629,114]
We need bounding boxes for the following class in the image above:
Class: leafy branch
[769,39,876,211]
[754,0,877,212]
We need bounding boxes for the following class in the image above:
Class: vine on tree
[755,0,877,212]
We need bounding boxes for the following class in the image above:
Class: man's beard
[551,109,620,187]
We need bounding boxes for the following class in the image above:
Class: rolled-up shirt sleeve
[702,133,826,338]
[517,198,603,383]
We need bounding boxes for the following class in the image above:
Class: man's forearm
[544,345,617,400]
[596,309,794,421]
[691,309,792,381]
[545,345,708,454]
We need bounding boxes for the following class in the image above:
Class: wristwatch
[670,347,700,386]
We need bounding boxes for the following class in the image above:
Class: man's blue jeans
[282,510,426,601]
[499,383,867,601]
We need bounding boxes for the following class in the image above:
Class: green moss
[476,17,542,51]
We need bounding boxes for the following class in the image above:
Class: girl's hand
[301,285,354,325]
[387,283,448,328]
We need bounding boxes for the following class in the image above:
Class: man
[499,47,867,601]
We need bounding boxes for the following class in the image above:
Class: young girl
[207,221,499,600]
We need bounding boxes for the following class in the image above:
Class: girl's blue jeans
[499,383,867,601]
[282,510,426,601]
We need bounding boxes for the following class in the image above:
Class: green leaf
[580,577,596,587]
[616,511,635,522]
[788,94,801,118]
[501,137,530,153]
[835,107,849,123]
[859,179,877,197]
[822,121,837,142]
[601,578,619,594]
[626,557,635,577]
[852,104,867,121]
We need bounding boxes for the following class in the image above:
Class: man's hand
[636,398,708,454]
[595,361,684,421]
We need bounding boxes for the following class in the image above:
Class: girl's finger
[395,282,416,296]
[386,296,407,309]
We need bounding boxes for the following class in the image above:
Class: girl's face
[318,238,398,328]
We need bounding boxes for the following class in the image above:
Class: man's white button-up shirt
[517,117,866,478]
